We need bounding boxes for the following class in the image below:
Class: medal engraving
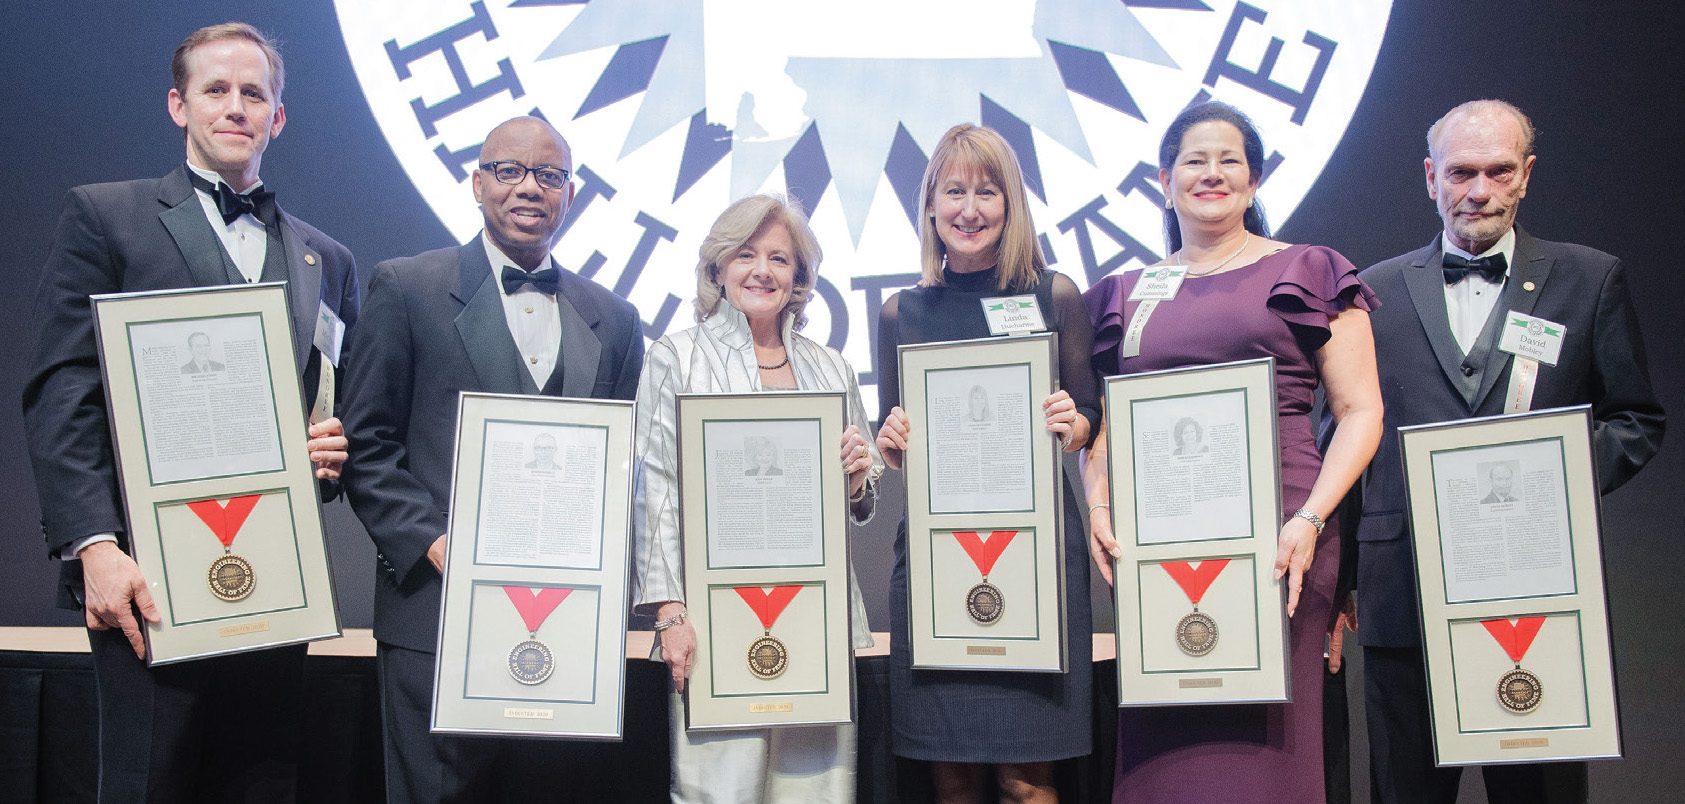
[1176,610,1218,656]
[508,639,555,685]
[1497,667,1543,714]
[966,582,1005,624]
[747,634,789,679]
[207,554,255,601]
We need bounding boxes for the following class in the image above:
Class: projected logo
[339,0,1390,412]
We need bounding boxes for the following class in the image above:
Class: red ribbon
[734,586,803,630]
[185,495,263,548]
[953,531,1018,577]
[1480,617,1546,663]
[1160,559,1231,606]
[501,586,574,633]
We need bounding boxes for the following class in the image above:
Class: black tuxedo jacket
[340,236,644,652]
[1352,229,1663,647]
[22,165,359,608]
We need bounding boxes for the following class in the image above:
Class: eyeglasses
[479,161,570,190]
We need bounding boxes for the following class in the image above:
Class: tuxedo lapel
[1499,229,1552,320]
[1469,229,1555,410]
[452,239,532,394]
[156,167,236,290]
[541,284,601,398]
[277,212,323,370]
[1398,240,1471,394]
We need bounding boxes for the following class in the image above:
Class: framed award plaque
[90,283,341,665]
[1400,405,1621,765]
[432,393,635,740]
[1102,358,1290,705]
[677,391,855,730]
[899,334,1067,673]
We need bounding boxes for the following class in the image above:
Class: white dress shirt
[482,236,562,388]
[186,161,268,282]
[1442,228,1516,354]
[62,163,274,560]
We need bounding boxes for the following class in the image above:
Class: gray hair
[1427,99,1536,159]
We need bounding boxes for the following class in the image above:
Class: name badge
[1128,266,1187,302]
[1497,311,1565,366]
[981,295,1046,335]
[314,301,346,367]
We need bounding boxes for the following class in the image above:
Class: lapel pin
[1522,281,1535,292]
[305,253,317,266]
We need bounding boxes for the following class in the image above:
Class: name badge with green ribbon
[1127,265,1187,302]
[1497,312,1566,413]
[1117,265,1191,358]
[981,294,1046,335]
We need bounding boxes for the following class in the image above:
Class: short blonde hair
[917,124,1046,292]
[173,22,284,100]
[694,194,822,329]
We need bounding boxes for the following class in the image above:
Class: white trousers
[667,690,855,804]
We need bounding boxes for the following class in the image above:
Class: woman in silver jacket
[631,194,884,804]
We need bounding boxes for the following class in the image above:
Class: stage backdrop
[1,2,1679,801]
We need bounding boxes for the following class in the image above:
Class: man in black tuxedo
[340,115,644,803]
[1350,100,1664,804]
[20,22,358,804]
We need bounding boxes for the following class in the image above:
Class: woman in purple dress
[1080,102,1383,803]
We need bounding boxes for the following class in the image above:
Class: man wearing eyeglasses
[339,115,644,803]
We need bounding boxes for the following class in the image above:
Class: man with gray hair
[1339,99,1663,802]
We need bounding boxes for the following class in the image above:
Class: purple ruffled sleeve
[1266,245,1378,351]
[1084,274,1131,376]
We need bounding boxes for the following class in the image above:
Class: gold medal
[735,586,802,680]
[747,634,789,679]
[966,581,1005,624]
[186,496,263,603]
[1482,617,1547,714]
[1161,560,1231,657]
[1497,666,1543,714]
[954,531,1017,626]
[1175,610,1218,656]
[207,553,256,601]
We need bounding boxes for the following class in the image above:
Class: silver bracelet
[1088,503,1111,513]
[849,477,871,503]
[1293,508,1326,535]
[653,609,687,631]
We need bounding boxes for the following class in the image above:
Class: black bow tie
[1442,252,1507,285]
[501,265,560,296]
[188,172,277,226]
